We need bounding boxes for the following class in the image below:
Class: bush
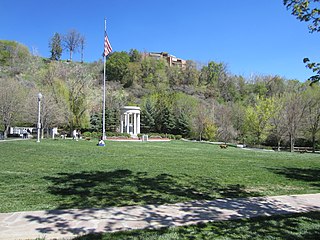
[106,132,131,138]
[175,135,182,140]
[167,134,175,139]
[91,132,98,138]
[82,132,91,138]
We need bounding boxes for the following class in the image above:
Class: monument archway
[120,106,141,137]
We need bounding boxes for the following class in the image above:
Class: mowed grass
[75,212,320,240]
[0,139,319,213]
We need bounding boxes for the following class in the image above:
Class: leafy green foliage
[129,48,142,62]
[202,120,217,141]
[0,40,30,66]
[284,0,320,33]
[284,1,320,84]
[244,97,276,145]
[303,57,320,83]
[0,40,31,75]
[106,51,130,82]
[1,40,320,148]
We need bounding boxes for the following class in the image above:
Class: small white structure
[120,106,141,137]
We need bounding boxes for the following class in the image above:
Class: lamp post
[37,93,42,143]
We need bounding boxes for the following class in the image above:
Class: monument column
[137,113,140,134]
[120,114,123,133]
[126,113,130,134]
[134,113,137,135]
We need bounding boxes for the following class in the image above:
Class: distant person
[22,129,28,139]
[27,129,31,138]
[97,137,105,146]
[72,129,78,141]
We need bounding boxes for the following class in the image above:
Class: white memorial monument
[120,106,141,137]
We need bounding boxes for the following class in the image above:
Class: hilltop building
[143,52,186,69]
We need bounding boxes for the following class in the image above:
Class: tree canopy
[1,41,320,151]
[284,0,320,83]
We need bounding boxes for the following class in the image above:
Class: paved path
[1,193,320,240]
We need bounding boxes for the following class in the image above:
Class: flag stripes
[104,34,112,56]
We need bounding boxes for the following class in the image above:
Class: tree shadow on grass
[44,169,259,210]
[270,167,320,189]
[24,170,319,239]
[74,211,320,240]
[20,170,262,239]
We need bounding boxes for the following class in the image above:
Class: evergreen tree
[49,33,62,61]
[161,107,176,134]
[175,112,191,137]
[90,113,102,132]
[140,99,155,133]
[105,108,119,132]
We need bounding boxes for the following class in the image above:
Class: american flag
[104,34,112,56]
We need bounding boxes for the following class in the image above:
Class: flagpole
[102,18,107,140]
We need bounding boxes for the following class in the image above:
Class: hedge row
[82,132,131,139]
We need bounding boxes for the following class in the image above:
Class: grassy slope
[0,139,319,212]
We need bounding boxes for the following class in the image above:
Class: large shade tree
[244,97,276,145]
[63,29,82,62]
[284,0,320,83]
[0,78,26,138]
[302,85,320,152]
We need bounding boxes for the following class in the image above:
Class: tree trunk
[277,139,281,152]
[41,128,44,139]
[312,134,316,153]
[290,134,294,152]
[4,125,9,139]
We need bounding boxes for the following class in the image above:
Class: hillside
[0,40,319,151]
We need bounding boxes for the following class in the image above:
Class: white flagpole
[102,18,107,140]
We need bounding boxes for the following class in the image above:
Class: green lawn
[0,139,319,213]
[75,212,320,240]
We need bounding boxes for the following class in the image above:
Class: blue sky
[1,0,319,81]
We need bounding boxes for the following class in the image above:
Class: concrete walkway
[1,193,320,240]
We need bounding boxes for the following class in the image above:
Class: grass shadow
[74,212,320,240]
[270,167,320,189]
[26,171,320,239]
[44,169,259,209]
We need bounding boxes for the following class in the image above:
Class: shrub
[106,132,131,138]
[82,132,91,138]
[175,135,182,140]
[167,134,175,139]
[91,132,98,138]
